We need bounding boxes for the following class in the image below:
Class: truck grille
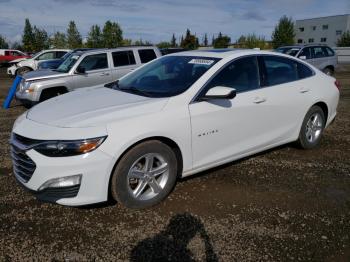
[10,133,37,183]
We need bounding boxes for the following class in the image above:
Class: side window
[112,51,136,67]
[78,53,108,71]
[323,47,335,57]
[207,56,259,93]
[298,48,312,59]
[37,52,55,60]
[263,56,298,86]
[312,47,326,59]
[138,49,157,64]
[297,62,313,79]
[56,51,67,59]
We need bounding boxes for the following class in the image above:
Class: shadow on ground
[130,213,218,261]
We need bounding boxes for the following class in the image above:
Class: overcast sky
[0,0,349,44]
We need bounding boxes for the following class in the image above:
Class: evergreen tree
[0,35,9,49]
[66,21,82,48]
[50,32,67,48]
[102,20,123,48]
[203,33,208,46]
[22,18,34,52]
[86,25,103,48]
[171,33,176,47]
[180,29,198,50]
[157,41,172,48]
[213,32,231,48]
[271,16,295,49]
[211,35,215,46]
[33,26,49,51]
[337,31,350,47]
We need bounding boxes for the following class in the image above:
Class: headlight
[19,80,32,92]
[33,136,107,157]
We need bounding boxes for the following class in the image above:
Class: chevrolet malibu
[10,49,339,209]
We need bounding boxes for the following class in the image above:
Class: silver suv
[275,44,337,75]
[16,46,161,106]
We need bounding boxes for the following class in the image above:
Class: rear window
[322,47,335,57]
[112,51,136,67]
[138,49,157,63]
[263,56,298,86]
[297,63,314,79]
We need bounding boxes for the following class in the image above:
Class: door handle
[100,72,110,76]
[253,97,266,104]
[299,88,310,93]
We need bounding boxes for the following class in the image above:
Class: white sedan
[10,49,339,208]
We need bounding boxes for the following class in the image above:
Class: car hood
[23,69,67,81]
[27,87,169,128]
[10,57,28,64]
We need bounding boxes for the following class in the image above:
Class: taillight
[334,80,341,90]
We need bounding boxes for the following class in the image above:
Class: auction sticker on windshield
[188,59,214,65]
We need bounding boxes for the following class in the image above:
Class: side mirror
[202,86,236,101]
[299,55,307,60]
[76,66,86,74]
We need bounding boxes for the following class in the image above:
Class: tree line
[0,16,349,51]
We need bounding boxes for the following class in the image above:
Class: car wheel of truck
[17,67,31,76]
[111,140,178,209]
[40,88,67,102]
[297,105,325,149]
[323,67,334,76]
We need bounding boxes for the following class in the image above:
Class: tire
[323,67,334,76]
[111,140,178,209]
[40,88,66,102]
[297,105,325,149]
[17,67,31,76]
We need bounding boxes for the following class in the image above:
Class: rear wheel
[323,67,334,76]
[297,106,325,149]
[111,140,178,209]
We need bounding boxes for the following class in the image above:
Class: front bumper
[16,89,40,105]
[13,147,114,206]
[11,117,113,206]
[7,65,17,76]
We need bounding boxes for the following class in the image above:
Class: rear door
[34,51,56,69]
[311,46,328,70]
[111,50,137,80]
[73,52,112,89]
[257,55,315,142]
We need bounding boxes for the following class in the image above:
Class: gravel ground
[0,66,349,261]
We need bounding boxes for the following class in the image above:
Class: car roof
[167,49,273,58]
[75,46,158,56]
[277,44,332,49]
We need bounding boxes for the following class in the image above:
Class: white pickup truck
[16,46,162,107]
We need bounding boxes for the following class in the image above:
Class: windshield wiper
[118,86,152,97]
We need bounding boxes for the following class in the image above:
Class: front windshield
[56,53,81,73]
[276,47,300,57]
[115,56,220,98]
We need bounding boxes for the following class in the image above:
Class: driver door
[73,52,112,89]
[189,56,274,169]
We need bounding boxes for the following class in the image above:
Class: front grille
[10,134,37,183]
[36,185,81,202]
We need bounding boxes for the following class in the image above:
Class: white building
[295,14,350,47]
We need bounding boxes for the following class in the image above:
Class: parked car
[7,49,70,76]
[10,49,339,208]
[38,48,99,70]
[0,49,30,66]
[15,46,161,106]
[275,44,337,76]
[160,47,188,55]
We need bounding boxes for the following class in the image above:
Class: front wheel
[17,67,31,76]
[297,106,325,149]
[111,140,178,209]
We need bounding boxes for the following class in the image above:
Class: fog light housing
[38,174,82,191]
